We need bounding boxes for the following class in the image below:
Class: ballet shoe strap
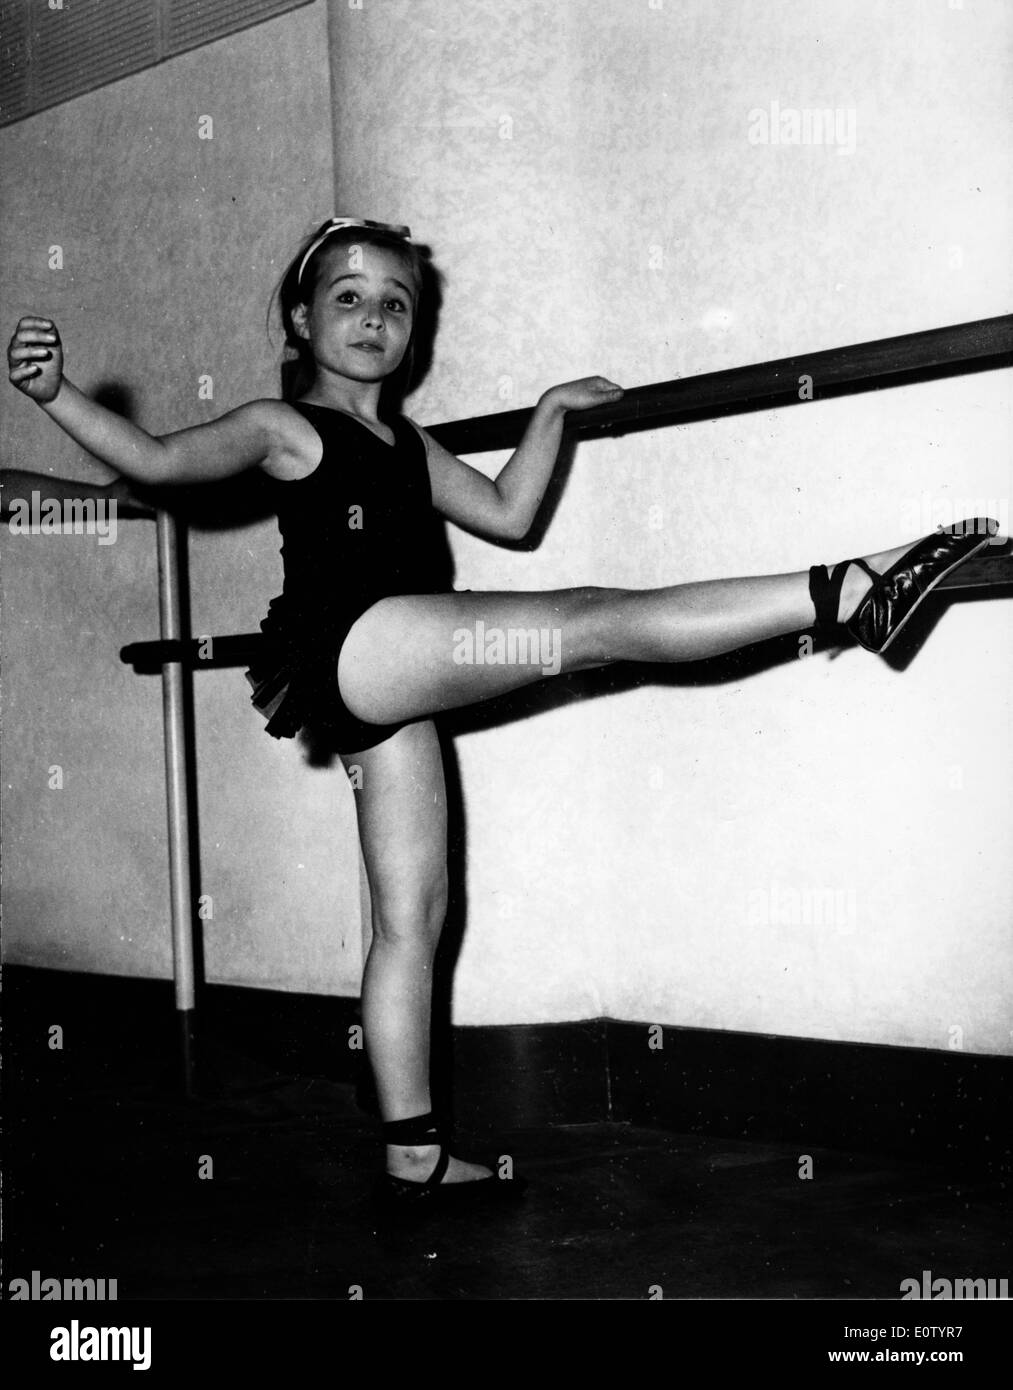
[809,563,845,632]
[382,1111,443,1146]
[847,557,879,584]
[809,557,879,632]
[382,1110,450,1190]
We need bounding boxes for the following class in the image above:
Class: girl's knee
[371,872,448,948]
[566,585,626,669]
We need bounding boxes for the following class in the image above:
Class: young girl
[7,216,998,1221]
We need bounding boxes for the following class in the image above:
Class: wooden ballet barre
[119,633,266,674]
[427,315,1013,455]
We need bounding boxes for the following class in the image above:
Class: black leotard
[245,401,451,752]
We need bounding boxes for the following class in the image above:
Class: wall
[327,0,1011,1049]
[2,0,1010,1054]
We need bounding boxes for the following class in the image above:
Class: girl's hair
[272,222,434,405]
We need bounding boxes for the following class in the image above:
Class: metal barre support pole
[156,509,196,1018]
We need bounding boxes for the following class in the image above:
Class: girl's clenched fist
[8,316,64,403]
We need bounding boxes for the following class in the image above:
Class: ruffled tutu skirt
[244,609,342,740]
[245,600,408,753]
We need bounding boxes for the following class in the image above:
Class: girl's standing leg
[341,718,489,1183]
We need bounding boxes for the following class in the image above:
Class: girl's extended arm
[42,379,289,484]
[7,316,312,485]
[415,376,623,542]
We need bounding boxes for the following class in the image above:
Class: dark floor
[7,1043,1009,1302]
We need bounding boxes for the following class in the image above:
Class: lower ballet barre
[117,540,1013,675]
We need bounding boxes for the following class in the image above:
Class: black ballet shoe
[809,518,1000,654]
[371,1111,527,1229]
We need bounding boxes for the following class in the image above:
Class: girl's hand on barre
[541,376,624,414]
[8,317,64,404]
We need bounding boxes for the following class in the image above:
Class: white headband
[296,217,413,286]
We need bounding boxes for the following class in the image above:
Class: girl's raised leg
[337,539,916,726]
[341,718,490,1184]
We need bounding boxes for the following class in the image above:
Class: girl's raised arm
[7,316,308,485]
[417,376,623,542]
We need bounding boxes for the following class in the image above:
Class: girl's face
[294,241,417,385]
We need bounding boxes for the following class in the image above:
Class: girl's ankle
[385,1143,442,1183]
[838,562,873,624]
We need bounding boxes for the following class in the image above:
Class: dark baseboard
[606,1020,1010,1173]
[4,965,1008,1172]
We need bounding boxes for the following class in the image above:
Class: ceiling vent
[1,0,313,127]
